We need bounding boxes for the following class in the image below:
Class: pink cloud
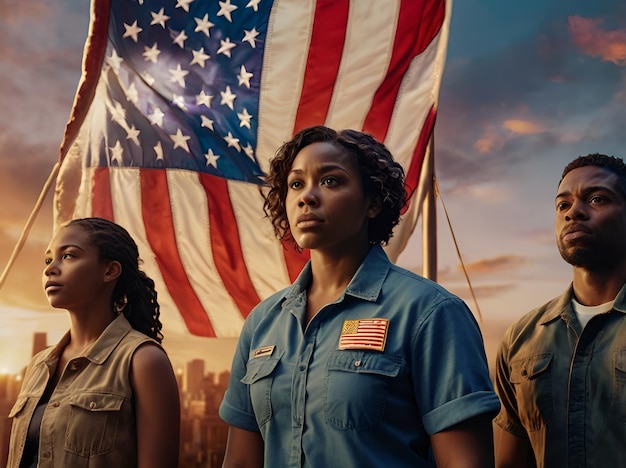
[474,127,505,154]
[462,255,526,275]
[568,16,626,65]
[502,119,544,135]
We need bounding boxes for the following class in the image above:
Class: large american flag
[55,0,451,337]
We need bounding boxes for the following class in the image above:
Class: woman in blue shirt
[219,126,499,467]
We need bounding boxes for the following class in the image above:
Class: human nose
[564,199,588,222]
[43,259,58,277]
[297,185,319,207]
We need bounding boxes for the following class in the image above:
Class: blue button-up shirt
[495,283,626,467]
[220,245,499,467]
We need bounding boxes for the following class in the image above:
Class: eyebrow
[289,163,350,175]
[45,243,85,255]
[555,185,616,201]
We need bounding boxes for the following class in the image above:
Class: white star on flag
[205,149,220,168]
[150,8,169,28]
[123,21,142,42]
[220,86,236,110]
[218,0,238,23]
[170,128,191,152]
[194,13,214,37]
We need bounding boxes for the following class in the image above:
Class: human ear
[103,260,122,283]
[367,196,383,219]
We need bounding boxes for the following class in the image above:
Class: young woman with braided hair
[7,217,180,468]
[219,126,500,467]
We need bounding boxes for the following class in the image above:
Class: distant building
[32,332,47,357]
[186,359,205,398]
[178,363,230,468]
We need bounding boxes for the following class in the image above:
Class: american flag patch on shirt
[338,319,389,351]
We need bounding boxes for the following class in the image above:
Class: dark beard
[558,243,619,270]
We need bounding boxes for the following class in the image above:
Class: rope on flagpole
[0,162,60,291]
[434,177,483,324]
[0,0,109,293]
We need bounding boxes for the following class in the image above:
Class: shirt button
[42,452,51,458]
[89,401,97,409]
[50,402,59,408]
[354,360,362,367]
[69,362,79,371]
[521,369,528,377]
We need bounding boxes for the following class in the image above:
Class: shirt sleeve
[413,296,501,435]
[218,316,260,432]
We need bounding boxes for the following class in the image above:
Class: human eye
[556,200,569,211]
[44,257,52,265]
[321,176,338,186]
[62,251,74,260]
[289,179,302,190]
[589,195,605,204]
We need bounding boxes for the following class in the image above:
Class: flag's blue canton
[94,0,273,184]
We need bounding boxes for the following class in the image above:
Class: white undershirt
[571,298,614,328]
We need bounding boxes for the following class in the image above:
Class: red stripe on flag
[92,167,114,220]
[292,0,349,132]
[404,105,437,203]
[140,170,215,337]
[199,174,261,317]
[286,0,347,280]
[60,0,110,161]
[363,0,445,141]
[281,243,309,283]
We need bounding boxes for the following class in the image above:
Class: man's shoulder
[516,295,563,326]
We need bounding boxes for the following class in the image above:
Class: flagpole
[0,162,60,291]
[422,138,437,281]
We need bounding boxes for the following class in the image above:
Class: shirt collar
[44,314,133,366]
[540,282,626,325]
[284,244,391,305]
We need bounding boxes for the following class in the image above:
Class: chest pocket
[242,354,282,428]
[324,351,402,430]
[65,393,126,456]
[509,353,554,431]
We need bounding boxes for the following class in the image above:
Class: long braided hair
[67,217,164,343]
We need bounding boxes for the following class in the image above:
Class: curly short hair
[560,153,626,198]
[264,125,407,249]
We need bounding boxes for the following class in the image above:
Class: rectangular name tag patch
[338,319,389,351]
[253,345,275,358]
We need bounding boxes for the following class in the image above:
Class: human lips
[561,225,591,242]
[295,213,323,228]
[44,281,62,293]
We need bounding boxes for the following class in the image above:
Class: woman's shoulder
[386,263,461,300]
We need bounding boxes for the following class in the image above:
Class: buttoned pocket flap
[69,393,125,412]
[327,351,402,377]
[510,354,552,384]
[241,357,280,385]
[8,396,28,418]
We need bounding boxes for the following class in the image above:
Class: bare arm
[494,424,536,468]
[430,415,495,468]
[130,344,181,468]
[221,426,264,468]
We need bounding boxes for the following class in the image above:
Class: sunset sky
[1,0,626,373]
